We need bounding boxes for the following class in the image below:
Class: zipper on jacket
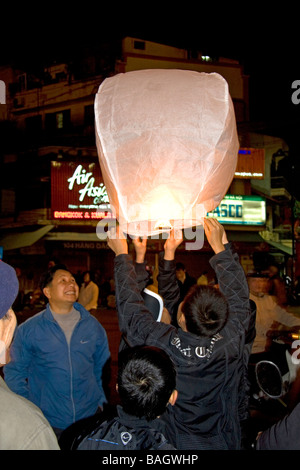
[50,314,82,424]
[67,340,76,423]
[67,319,82,423]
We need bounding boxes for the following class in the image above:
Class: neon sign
[51,162,266,226]
[51,161,112,220]
[207,195,266,225]
[53,211,113,219]
[67,165,109,203]
[235,148,265,179]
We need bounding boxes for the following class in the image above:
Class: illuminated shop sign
[235,148,265,179]
[207,195,266,225]
[51,161,113,220]
[51,162,266,226]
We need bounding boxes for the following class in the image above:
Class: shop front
[0,156,270,288]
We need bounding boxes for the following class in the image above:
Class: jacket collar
[44,301,89,321]
[116,405,166,433]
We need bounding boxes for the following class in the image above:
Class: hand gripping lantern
[94,69,239,236]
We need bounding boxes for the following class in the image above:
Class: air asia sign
[51,161,113,220]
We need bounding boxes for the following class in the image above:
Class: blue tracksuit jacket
[4,302,110,430]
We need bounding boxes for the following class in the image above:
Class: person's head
[48,257,59,269]
[117,346,177,421]
[268,264,279,278]
[177,284,229,337]
[0,261,19,366]
[15,267,22,277]
[40,264,79,312]
[247,273,269,297]
[83,271,91,284]
[175,262,186,283]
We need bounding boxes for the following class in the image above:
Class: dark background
[1,6,299,194]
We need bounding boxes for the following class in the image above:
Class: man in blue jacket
[4,264,110,439]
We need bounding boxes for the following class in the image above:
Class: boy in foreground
[108,218,254,450]
[78,345,177,450]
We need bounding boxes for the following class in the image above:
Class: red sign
[51,161,113,221]
[235,148,265,179]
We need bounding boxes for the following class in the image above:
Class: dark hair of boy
[117,346,176,421]
[181,284,229,337]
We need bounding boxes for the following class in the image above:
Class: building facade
[0,36,298,294]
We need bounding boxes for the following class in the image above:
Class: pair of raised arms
[107,218,228,257]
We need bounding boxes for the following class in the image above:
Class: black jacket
[77,406,176,450]
[256,402,300,450]
[114,245,254,450]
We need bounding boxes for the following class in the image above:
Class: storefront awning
[226,231,264,243]
[263,239,293,256]
[221,231,293,255]
[45,232,100,242]
[46,229,265,244]
[44,219,115,242]
[0,225,54,251]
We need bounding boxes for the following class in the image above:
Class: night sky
[1,8,300,185]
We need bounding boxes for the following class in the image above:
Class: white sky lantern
[94,69,239,237]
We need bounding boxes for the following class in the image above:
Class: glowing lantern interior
[94,69,239,236]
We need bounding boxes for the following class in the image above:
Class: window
[56,112,64,129]
[45,109,71,132]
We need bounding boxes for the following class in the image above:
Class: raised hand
[164,229,183,260]
[107,226,128,256]
[203,218,226,254]
[132,237,147,263]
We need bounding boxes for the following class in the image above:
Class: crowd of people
[1,218,300,451]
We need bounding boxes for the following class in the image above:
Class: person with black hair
[266,263,288,307]
[78,270,99,312]
[76,345,177,450]
[175,261,196,302]
[4,263,110,439]
[107,218,255,450]
[248,272,300,356]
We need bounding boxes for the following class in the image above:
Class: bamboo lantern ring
[95,69,239,237]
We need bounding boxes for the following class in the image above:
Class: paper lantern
[94,69,239,236]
